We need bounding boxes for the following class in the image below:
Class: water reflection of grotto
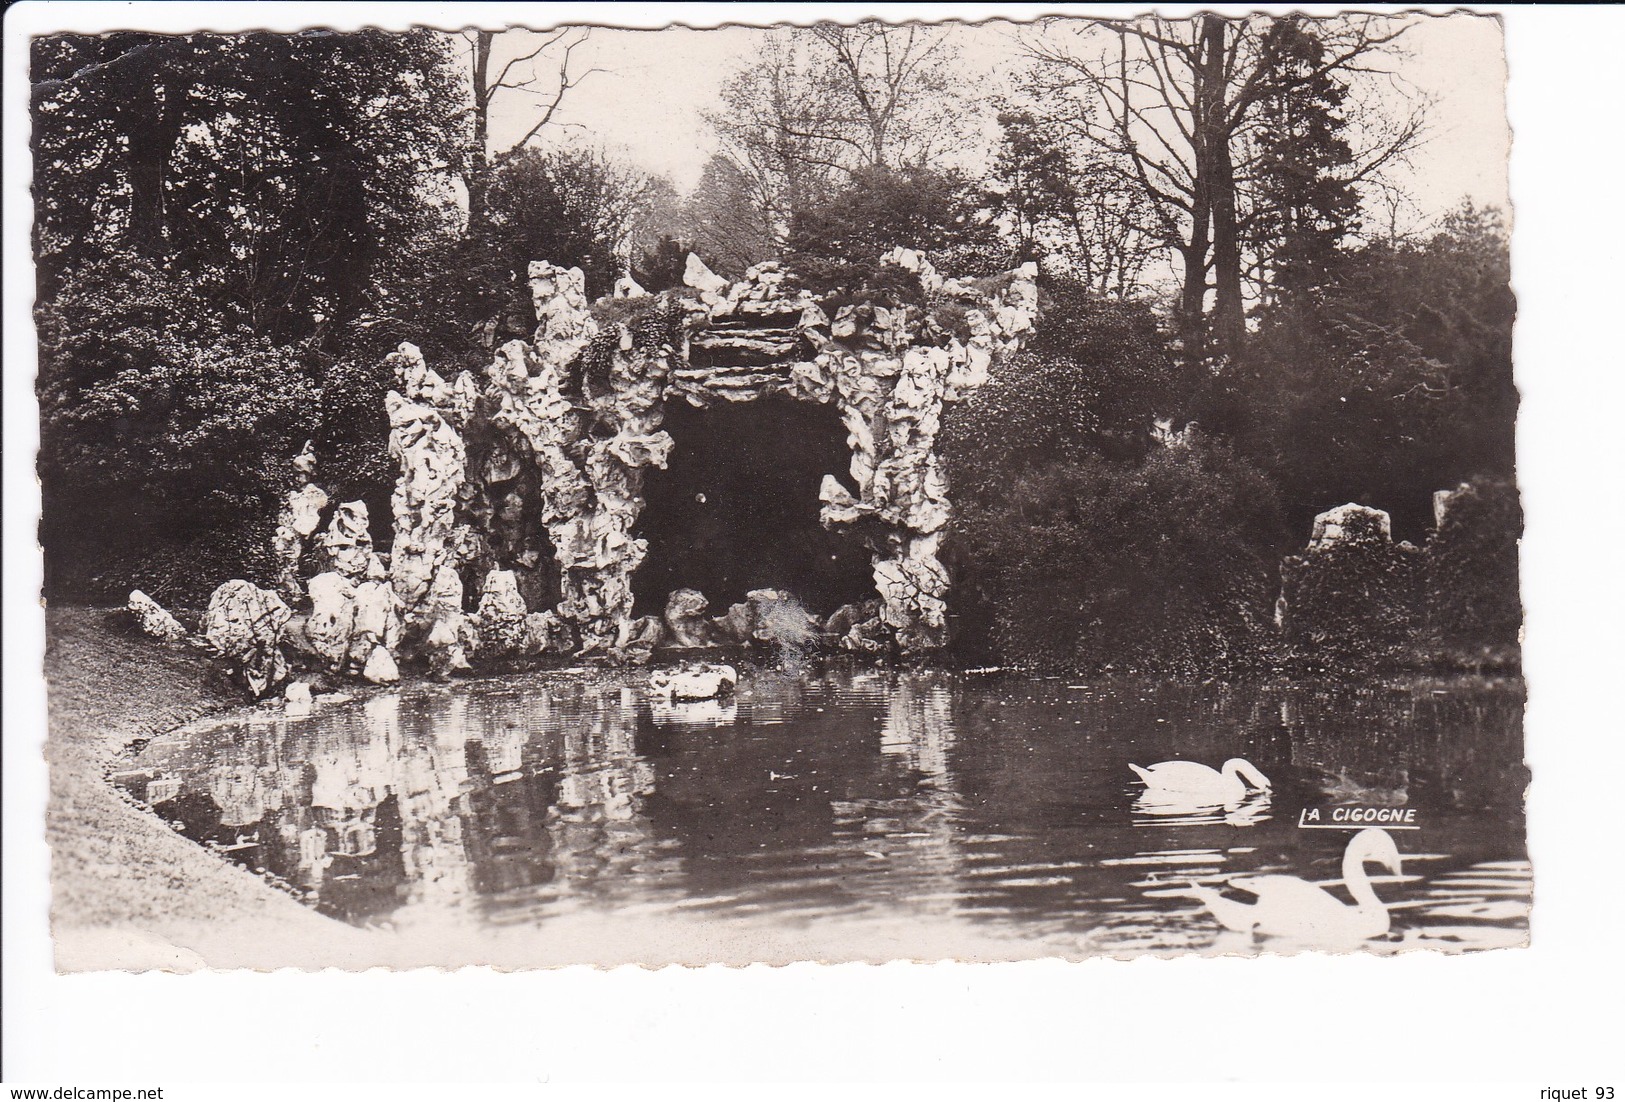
[117,678,672,926]
[116,669,980,928]
[111,669,1529,951]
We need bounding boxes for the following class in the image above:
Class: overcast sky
[484,12,1509,225]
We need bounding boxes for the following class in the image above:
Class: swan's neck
[1226,762,1265,789]
[1342,849,1384,916]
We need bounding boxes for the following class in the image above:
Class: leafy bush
[942,277,1192,470]
[1423,478,1523,650]
[1228,204,1516,538]
[1277,529,1422,670]
[38,257,320,604]
[309,351,396,529]
[948,437,1284,674]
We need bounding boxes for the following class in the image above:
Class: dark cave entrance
[632,397,874,619]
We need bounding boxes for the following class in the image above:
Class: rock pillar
[385,343,477,673]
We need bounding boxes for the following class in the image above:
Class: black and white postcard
[7,0,1619,1090]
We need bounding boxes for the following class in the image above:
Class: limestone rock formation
[285,483,327,538]
[203,580,291,697]
[1432,483,1471,530]
[825,598,888,654]
[1308,503,1393,551]
[469,250,1034,658]
[1422,480,1522,651]
[474,569,530,658]
[648,661,737,701]
[362,644,401,684]
[617,615,666,663]
[525,611,573,656]
[272,480,330,598]
[422,565,475,677]
[284,680,313,718]
[304,572,360,669]
[302,571,403,681]
[663,588,718,647]
[243,246,1040,680]
[350,581,404,666]
[318,500,382,580]
[386,343,472,670]
[712,589,819,648]
[683,253,730,295]
[127,590,189,643]
[269,442,328,598]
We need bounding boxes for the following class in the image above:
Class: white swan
[1189,827,1403,943]
[1128,758,1271,804]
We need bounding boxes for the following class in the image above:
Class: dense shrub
[1422,478,1523,651]
[1224,204,1516,539]
[37,257,320,604]
[1277,522,1423,670]
[942,278,1192,470]
[308,351,397,534]
[948,437,1284,674]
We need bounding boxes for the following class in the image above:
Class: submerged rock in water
[648,661,737,701]
[202,580,291,698]
[127,589,188,643]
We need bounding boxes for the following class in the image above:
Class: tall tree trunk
[1177,234,1207,356]
[1179,17,1229,360]
[1211,116,1245,362]
[467,32,492,232]
[124,42,192,261]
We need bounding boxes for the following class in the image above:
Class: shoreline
[43,607,373,971]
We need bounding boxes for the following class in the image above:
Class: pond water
[111,665,1529,960]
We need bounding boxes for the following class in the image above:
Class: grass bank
[43,606,373,971]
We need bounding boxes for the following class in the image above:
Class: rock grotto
[138,248,1042,694]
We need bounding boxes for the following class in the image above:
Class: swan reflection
[1132,788,1273,827]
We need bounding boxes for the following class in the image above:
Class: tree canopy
[30,19,1516,673]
